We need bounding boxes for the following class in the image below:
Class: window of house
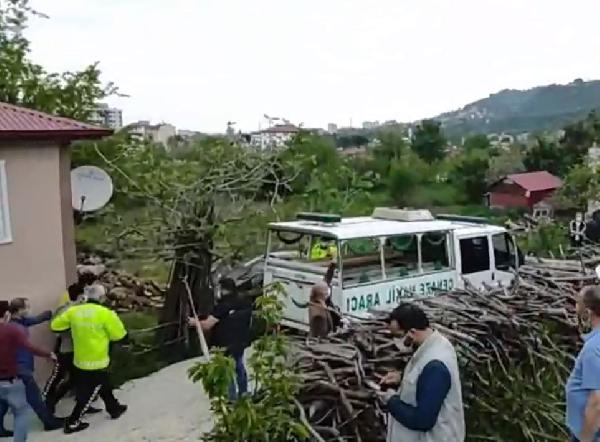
[383,234,419,279]
[0,161,12,244]
[460,236,490,274]
[421,232,450,273]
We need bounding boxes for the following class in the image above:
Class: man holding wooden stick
[379,303,465,442]
[188,292,252,401]
[566,285,600,442]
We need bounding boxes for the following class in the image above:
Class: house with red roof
[0,102,111,372]
[486,171,563,211]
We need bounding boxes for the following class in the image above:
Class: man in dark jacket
[0,298,63,435]
[189,294,253,401]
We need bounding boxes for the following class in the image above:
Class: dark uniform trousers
[68,368,119,425]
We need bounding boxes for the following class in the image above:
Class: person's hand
[380,370,401,386]
[188,317,198,327]
[376,389,396,404]
[49,352,57,362]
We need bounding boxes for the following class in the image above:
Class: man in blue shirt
[0,298,63,437]
[566,286,600,442]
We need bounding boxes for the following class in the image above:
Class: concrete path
[16,359,213,442]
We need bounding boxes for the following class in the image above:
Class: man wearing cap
[0,300,56,441]
[51,284,128,434]
[379,303,465,442]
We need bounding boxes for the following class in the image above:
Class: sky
[26,0,600,133]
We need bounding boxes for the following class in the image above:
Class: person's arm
[21,310,53,327]
[105,310,127,342]
[50,308,71,332]
[579,347,600,442]
[11,326,51,359]
[386,360,451,432]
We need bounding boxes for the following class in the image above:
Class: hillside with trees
[436,78,600,137]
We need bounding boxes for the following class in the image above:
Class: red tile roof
[505,171,563,192]
[0,102,112,141]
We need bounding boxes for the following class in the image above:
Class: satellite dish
[71,166,114,212]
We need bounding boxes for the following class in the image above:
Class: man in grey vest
[379,303,465,442]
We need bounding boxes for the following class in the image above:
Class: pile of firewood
[292,259,590,442]
[77,253,166,312]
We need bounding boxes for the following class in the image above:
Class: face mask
[579,309,592,332]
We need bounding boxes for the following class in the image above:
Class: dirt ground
[16,358,213,442]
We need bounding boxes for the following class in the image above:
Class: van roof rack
[436,214,489,224]
[297,212,341,224]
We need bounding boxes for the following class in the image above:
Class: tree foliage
[523,137,567,176]
[0,0,116,120]
[555,164,600,211]
[411,119,446,163]
[487,146,525,183]
[560,110,600,167]
[371,131,408,176]
[463,134,490,152]
[449,150,489,204]
[388,160,420,206]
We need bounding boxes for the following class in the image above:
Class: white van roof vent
[372,207,434,222]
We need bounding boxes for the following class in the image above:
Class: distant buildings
[178,129,201,139]
[90,104,123,130]
[128,121,177,148]
[487,133,515,149]
[250,124,301,150]
[362,121,380,130]
[327,123,338,134]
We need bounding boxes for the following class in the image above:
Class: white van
[263,208,522,330]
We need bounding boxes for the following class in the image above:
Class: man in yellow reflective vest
[51,285,128,434]
[310,239,338,261]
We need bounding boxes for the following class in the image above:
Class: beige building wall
[0,141,76,377]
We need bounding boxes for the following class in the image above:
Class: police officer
[310,238,338,261]
[50,285,128,434]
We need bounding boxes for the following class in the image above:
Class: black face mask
[403,334,415,348]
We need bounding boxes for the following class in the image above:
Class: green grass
[110,312,170,386]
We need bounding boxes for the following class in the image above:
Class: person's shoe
[109,404,128,420]
[86,406,102,414]
[44,418,65,431]
[0,429,13,438]
[64,421,90,434]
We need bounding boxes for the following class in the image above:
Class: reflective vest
[310,243,337,260]
[50,302,126,371]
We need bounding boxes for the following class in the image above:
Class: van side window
[384,235,419,279]
[492,233,512,271]
[460,237,490,274]
[341,238,383,286]
[421,232,450,273]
